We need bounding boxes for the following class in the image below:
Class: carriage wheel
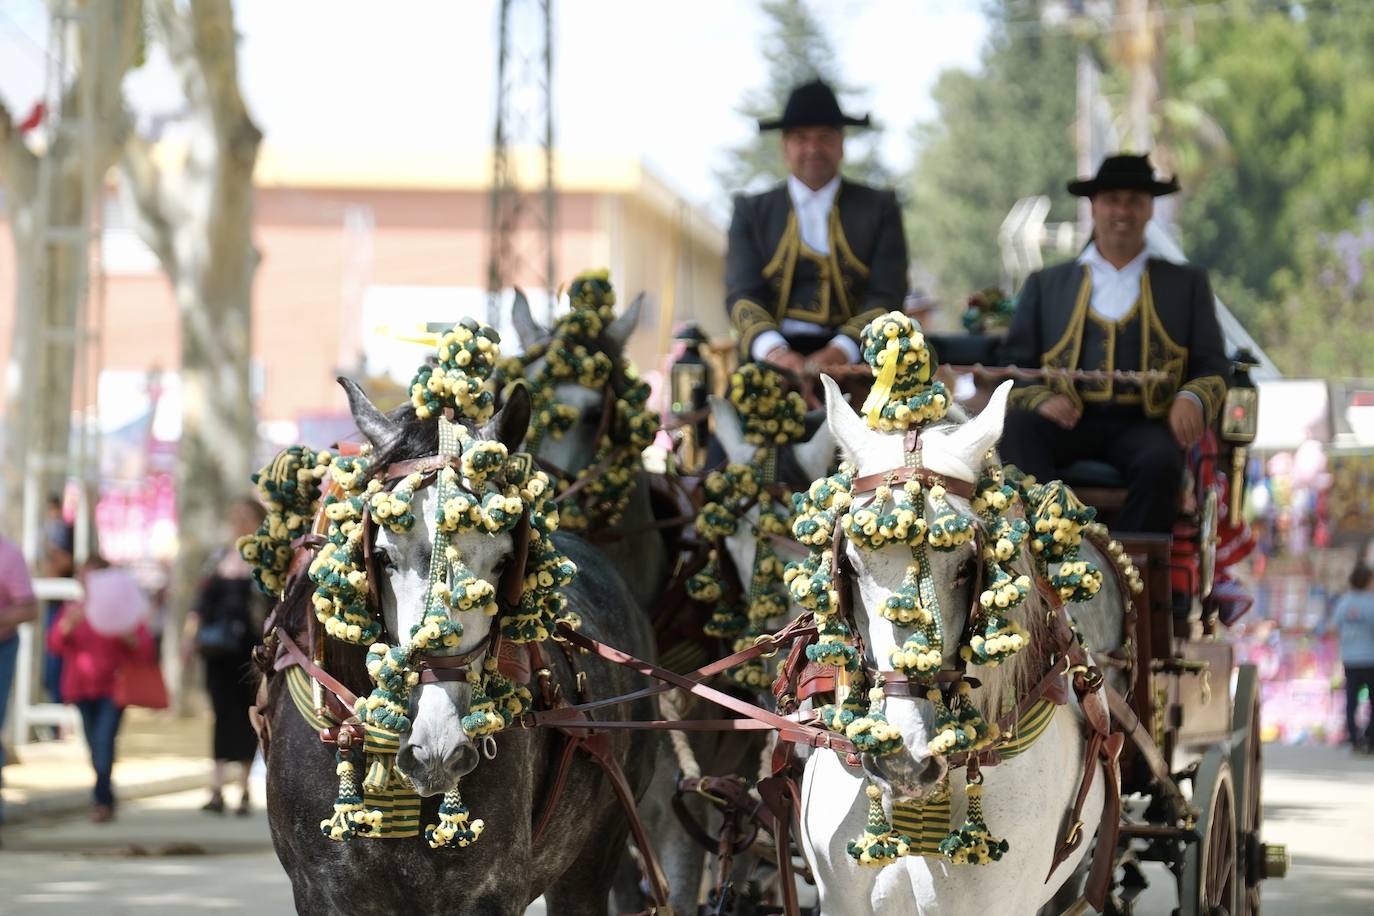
[1180,747,1238,916]
[1229,665,1263,916]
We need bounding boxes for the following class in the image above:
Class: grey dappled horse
[263,380,658,916]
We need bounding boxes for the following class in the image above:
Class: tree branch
[185,0,262,168]
[118,133,180,274]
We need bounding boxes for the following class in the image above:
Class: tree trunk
[119,0,260,707]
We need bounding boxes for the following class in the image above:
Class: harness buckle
[1063,820,1084,848]
[751,633,780,659]
[694,780,730,808]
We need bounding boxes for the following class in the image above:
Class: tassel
[319,748,366,841]
[425,786,485,849]
[848,783,912,866]
[927,685,998,757]
[939,768,1008,865]
[845,685,907,757]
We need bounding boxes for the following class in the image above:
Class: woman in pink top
[47,558,155,822]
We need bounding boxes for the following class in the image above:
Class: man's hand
[1036,394,1082,430]
[807,344,851,369]
[763,345,806,377]
[1169,396,1206,449]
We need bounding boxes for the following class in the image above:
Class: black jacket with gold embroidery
[725,180,908,357]
[1001,258,1229,423]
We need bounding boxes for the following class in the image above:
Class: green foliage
[903,1,1081,303]
[1158,0,1374,376]
[907,0,1374,377]
[1257,215,1374,378]
[717,0,888,197]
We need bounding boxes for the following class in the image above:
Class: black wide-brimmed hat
[758,80,871,132]
[1067,153,1180,197]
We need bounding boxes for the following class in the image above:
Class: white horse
[708,396,838,618]
[798,377,1124,916]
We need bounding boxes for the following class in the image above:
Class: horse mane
[965,531,1055,721]
[919,410,1055,722]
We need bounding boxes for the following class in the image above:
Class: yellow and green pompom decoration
[938,777,1008,865]
[856,311,950,432]
[566,267,617,315]
[848,784,913,866]
[729,362,808,445]
[409,318,501,422]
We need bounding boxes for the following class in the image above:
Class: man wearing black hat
[725,80,908,380]
[999,153,1229,533]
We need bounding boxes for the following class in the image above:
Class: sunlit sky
[0,0,988,213]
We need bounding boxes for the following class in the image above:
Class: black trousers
[1345,665,1374,748]
[1000,407,1184,534]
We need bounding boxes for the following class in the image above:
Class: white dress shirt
[1077,242,1200,412]
[1077,243,1148,321]
[750,175,861,362]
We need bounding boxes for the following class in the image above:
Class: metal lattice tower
[486,0,556,327]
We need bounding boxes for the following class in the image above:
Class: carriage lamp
[670,322,712,473]
[1219,348,1260,521]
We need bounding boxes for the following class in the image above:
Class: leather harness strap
[552,624,857,754]
[850,465,976,500]
[538,614,817,719]
[275,629,358,725]
[379,453,464,481]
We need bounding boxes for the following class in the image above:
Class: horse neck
[601,472,669,610]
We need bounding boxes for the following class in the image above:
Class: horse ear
[820,375,867,466]
[924,380,1014,483]
[605,292,644,350]
[792,415,836,483]
[709,396,751,465]
[512,288,548,350]
[486,381,532,451]
[339,376,401,452]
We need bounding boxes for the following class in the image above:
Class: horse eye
[375,547,395,571]
[953,558,976,586]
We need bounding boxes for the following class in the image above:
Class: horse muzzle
[397,736,479,797]
[863,749,948,804]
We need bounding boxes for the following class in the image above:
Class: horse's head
[511,287,642,476]
[341,376,532,797]
[818,375,1033,802]
[708,394,835,606]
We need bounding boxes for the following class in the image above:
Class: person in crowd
[183,497,268,816]
[999,153,1230,534]
[0,533,39,831]
[725,79,908,385]
[46,556,155,822]
[1323,565,1374,753]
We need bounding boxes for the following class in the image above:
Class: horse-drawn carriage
[244,275,1285,915]
[663,321,1287,915]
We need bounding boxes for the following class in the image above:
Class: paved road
[1,744,1370,914]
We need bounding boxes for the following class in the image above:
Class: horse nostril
[920,754,948,787]
[397,744,423,776]
[451,743,479,779]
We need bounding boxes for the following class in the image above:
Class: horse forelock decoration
[246,318,659,915]
[505,273,667,611]
[783,312,1130,916]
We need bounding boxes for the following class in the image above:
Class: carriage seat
[1061,460,1129,512]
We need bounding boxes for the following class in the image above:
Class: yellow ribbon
[861,338,901,425]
